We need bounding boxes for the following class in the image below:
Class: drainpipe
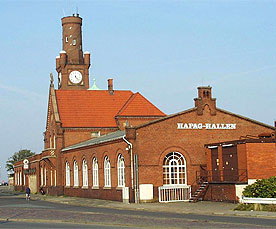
[123,135,135,200]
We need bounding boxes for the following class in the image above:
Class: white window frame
[73,160,79,187]
[44,167,47,186]
[65,162,70,187]
[92,158,99,187]
[55,169,57,186]
[19,171,22,185]
[50,168,53,186]
[104,156,111,187]
[50,136,52,148]
[163,151,187,186]
[82,159,88,187]
[117,154,125,187]
[41,167,44,186]
[53,135,56,149]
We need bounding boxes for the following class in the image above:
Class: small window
[73,39,77,46]
[44,167,47,186]
[82,159,88,187]
[73,161,79,187]
[91,131,101,137]
[65,37,68,42]
[41,167,44,186]
[93,158,99,187]
[104,156,111,187]
[65,162,70,186]
[50,169,53,186]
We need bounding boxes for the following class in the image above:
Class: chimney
[108,78,114,95]
[194,86,216,116]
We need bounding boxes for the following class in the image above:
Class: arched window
[104,156,111,187]
[117,154,125,187]
[65,162,70,186]
[163,152,187,185]
[92,158,99,187]
[82,159,88,187]
[19,171,22,185]
[41,167,44,186]
[73,160,79,187]
[44,167,47,186]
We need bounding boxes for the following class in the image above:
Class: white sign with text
[177,123,236,130]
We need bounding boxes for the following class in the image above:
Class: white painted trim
[240,197,276,204]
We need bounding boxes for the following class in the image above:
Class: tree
[6,149,35,173]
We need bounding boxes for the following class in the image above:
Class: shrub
[243,176,276,198]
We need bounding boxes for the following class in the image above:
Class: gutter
[123,135,139,204]
[122,135,134,190]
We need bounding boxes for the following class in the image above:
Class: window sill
[116,186,124,190]
[92,186,99,190]
[82,186,88,189]
[73,186,79,189]
[103,187,111,190]
[65,186,71,189]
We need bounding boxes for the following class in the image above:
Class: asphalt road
[0,189,276,228]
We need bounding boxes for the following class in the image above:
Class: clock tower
[56,13,90,90]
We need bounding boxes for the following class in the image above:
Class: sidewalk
[6,188,276,219]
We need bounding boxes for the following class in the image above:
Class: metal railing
[196,169,248,183]
[158,185,191,202]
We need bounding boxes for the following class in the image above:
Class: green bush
[243,176,276,198]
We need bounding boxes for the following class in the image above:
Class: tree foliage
[243,176,276,198]
[6,149,35,173]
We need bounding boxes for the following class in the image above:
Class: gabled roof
[62,130,125,152]
[55,90,133,127]
[132,107,275,130]
[55,90,165,128]
[116,92,166,117]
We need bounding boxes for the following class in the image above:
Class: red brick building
[14,14,165,196]
[205,136,276,202]
[14,14,275,203]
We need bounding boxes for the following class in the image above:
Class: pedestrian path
[5,188,276,219]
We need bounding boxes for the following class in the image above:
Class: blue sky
[0,0,275,181]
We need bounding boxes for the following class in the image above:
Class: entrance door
[222,145,238,181]
[211,148,220,181]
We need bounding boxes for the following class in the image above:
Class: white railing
[240,196,276,205]
[158,185,191,202]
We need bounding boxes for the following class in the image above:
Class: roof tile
[55,90,165,128]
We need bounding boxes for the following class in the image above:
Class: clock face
[69,71,82,84]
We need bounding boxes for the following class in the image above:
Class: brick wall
[61,140,133,201]
[204,184,237,202]
[132,108,273,200]
[246,143,276,179]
